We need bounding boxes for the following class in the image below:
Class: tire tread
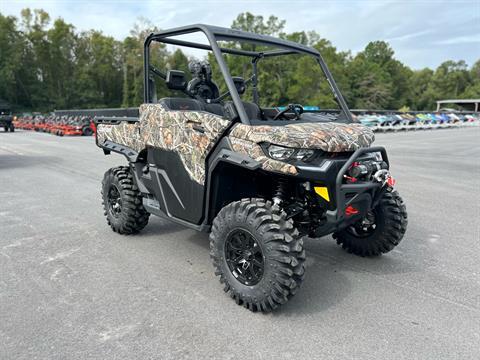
[210,198,305,312]
[101,166,149,234]
[335,189,407,256]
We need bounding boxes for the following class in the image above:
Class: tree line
[0,9,478,113]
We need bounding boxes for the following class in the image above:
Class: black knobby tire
[210,198,306,312]
[82,126,93,136]
[334,189,407,256]
[101,166,149,234]
[9,123,15,132]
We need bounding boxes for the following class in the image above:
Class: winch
[345,159,388,182]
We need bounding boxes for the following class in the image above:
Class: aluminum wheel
[224,229,264,286]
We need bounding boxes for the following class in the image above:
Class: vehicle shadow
[279,230,425,316]
[278,257,353,315]
[306,236,422,276]
[185,230,210,250]
[138,217,187,237]
[157,223,425,316]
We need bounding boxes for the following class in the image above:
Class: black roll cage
[144,24,353,124]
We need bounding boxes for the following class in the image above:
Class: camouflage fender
[230,122,374,152]
[229,137,298,175]
[228,121,374,176]
[97,103,230,184]
[96,122,142,152]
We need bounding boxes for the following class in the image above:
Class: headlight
[266,144,315,162]
[267,145,295,160]
[295,149,315,161]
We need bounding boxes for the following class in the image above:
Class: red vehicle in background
[14,114,96,136]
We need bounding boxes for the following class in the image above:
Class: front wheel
[334,189,407,256]
[210,198,305,312]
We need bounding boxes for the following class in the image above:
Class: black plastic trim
[94,116,139,125]
[98,140,138,162]
[201,137,262,227]
[334,146,388,217]
[143,198,209,232]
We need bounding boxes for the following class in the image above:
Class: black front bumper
[297,146,389,236]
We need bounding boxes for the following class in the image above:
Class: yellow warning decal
[314,186,330,202]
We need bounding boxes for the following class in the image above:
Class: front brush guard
[317,146,389,236]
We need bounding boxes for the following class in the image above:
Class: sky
[1,0,479,69]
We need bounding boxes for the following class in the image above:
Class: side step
[142,196,211,233]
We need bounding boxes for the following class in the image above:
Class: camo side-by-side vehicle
[95,25,408,312]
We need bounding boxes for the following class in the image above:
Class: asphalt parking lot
[1,128,479,359]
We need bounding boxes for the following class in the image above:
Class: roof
[436,99,480,104]
[147,24,320,57]
[436,99,479,112]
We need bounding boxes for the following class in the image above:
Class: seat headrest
[242,101,262,120]
[166,70,187,91]
[204,103,224,116]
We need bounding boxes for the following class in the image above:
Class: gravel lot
[1,128,479,359]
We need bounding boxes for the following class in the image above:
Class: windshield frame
[144,24,353,124]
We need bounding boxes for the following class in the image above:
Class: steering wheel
[273,104,304,120]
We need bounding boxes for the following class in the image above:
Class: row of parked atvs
[355,112,480,131]
[14,115,96,136]
[12,111,479,136]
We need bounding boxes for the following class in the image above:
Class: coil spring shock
[273,178,289,205]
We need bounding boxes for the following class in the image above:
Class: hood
[230,122,375,152]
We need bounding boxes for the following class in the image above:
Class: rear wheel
[82,126,93,136]
[210,198,305,312]
[101,166,149,234]
[334,189,407,256]
[9,123,15,132]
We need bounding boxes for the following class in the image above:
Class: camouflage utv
[95,25,408,312]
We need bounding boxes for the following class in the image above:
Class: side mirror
[166,70,187,91]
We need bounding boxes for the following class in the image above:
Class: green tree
[0,13,30,109]
[460,60,480,98]
[431,60,471,99]
[351,41,413,109]
[121,18,167,107]
[0,9,478,112]
[232,12,285,36]
[74,31,123,108]
[409,68,436,110]
[347,52,392,109]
